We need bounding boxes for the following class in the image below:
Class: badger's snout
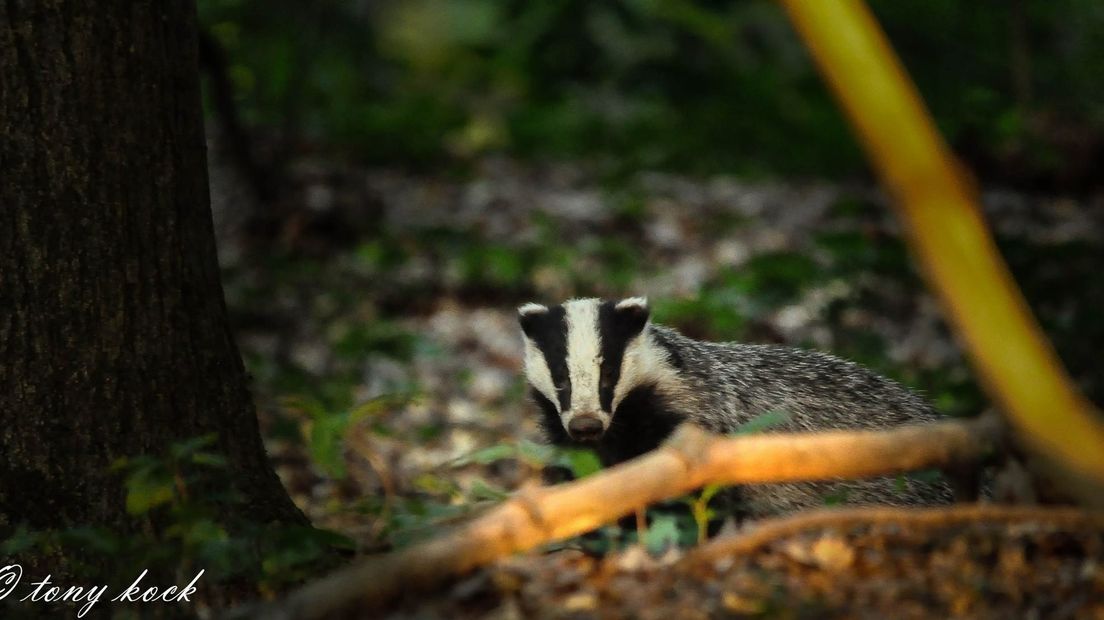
[566,414,605,442]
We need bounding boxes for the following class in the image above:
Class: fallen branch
[691,504,1104,562]
[253,415,1001,619]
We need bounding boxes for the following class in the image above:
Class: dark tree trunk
[0,0,304,559]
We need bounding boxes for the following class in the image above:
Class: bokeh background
[196,0,1104,550]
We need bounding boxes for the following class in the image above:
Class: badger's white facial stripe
[522,337,559,411]
[612,326,681,411]
[518,302,549,316]
[563,299,605,423]
[615,296,648,311]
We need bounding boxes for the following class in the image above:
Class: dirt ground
[382,506,1104,620]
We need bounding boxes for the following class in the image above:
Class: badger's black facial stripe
[520,305,571,411]
[531,388,569,444]
[597,299,650,412]
[595,383,681,463]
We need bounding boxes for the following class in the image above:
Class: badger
[517,296,953,516]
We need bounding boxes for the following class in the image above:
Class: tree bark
[0,0,304,556]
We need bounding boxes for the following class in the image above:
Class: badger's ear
[614,297,649,336]
[517,302,549,337]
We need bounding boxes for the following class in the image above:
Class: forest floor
[208,147,1104,617]
[384,508,1104,619]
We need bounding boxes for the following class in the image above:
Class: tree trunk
[0,0,305,561]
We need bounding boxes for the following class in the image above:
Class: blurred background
[196,0,1104,550]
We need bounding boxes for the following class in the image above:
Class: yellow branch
[778,0,1104,504]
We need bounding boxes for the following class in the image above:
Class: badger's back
[654,325,940,432]
[650,325,954,514]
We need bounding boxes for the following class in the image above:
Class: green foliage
[456,443,518,467]
[3,436,351,598]
[816,231,913,280]
[451,440,602,480]
[731,252,822,308]
[333,322,420,362]
[362,440,606,549]
[114,435,352,588]
[384,498,471,548]
[652,293,746,341]
[561,449,603,479]
[688,484,723,544]
[199,0,1104,178]
[292,393,416,479]
[0,526,38,556]
[654,251,823,340]
[679,410,791,543]
[732,410,792,436]
[641,514,682,555]
[259,526,354,584]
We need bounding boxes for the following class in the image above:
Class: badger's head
[517,297,657,443]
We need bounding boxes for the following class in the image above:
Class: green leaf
[468,478,510,502]
[515,440,555,467]
[191,452,229,468]
[57,527,121,554]
[453,444,516,467]
[562,449,602,479]
[309,412,350,478]
[1,526,39,555]
[170,434,219,460]
[125,475,175,515]
[175,518,230,546]
[302,527,356,551]
[894,474,908,493]
[642,514,681,555]
[117,455,159,476]
[413,473,460,496]
[732,410,791,436]
[906,469,944,484]
[348,393,414,424]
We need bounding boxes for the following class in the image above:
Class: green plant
[1,435,353,611]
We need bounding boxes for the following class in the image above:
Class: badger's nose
[567,414,605,442]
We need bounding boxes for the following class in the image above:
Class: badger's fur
[518,297,953,516]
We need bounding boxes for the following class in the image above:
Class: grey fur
[646,324,953,515]
[519,298,954,517]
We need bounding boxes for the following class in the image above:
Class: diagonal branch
[252,415,1001,619]
[779,0,1104,506]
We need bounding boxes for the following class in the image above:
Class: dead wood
[691,503,1104,562]
[252,415,1002,619]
